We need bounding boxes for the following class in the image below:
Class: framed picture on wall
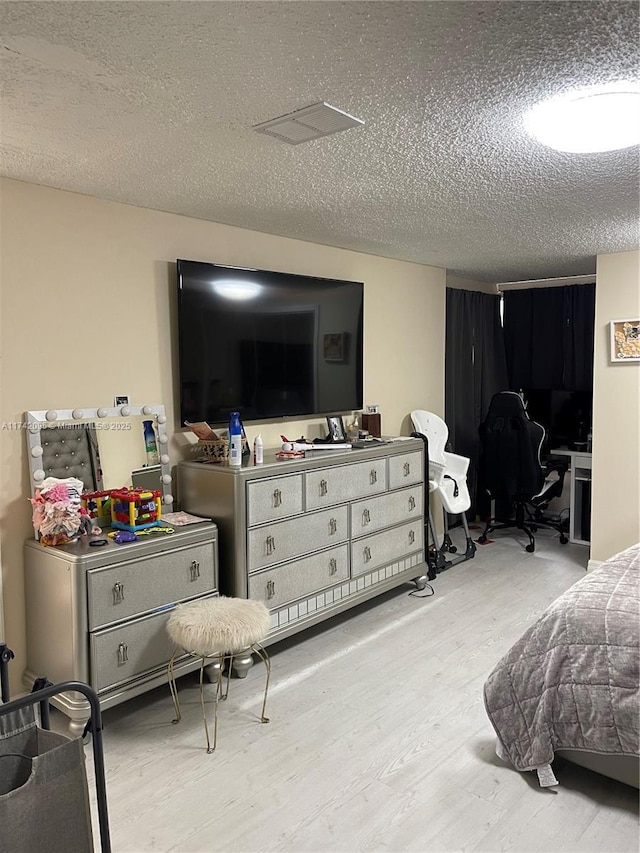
[610,319,640,362]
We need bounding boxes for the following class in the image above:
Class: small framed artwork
[323,332,346,362]
[326,415,347,442]
[610,319,640,362]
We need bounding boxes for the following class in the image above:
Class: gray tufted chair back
[40,424,103,491]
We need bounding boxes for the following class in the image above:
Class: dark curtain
[503,283,595,392]
[445,288,508,516]
[564,284,596,391]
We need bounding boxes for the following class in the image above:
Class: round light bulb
[525,83,640,153]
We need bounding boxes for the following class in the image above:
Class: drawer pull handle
[404,462,410,477]
[190,560,200,581]
[266,579,276,600]
[408,496,416,511]
[117,642,128,666]
[363,546,372,563]
[266,535,276,555]
[409,529,416,545]
[320,479,328,497]
[273,488,282,508]
[370,469,377,485]
[112,582,125,605]
[362,508,370,525]
[329,517,338,535]
[329,558,338,575]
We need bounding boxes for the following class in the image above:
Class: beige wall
[0,177,445,681]
[591,250,640,562]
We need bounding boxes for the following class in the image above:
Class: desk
[550,449,592,546]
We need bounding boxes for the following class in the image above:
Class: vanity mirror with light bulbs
[22,403,219,733]
[24,403,174,514]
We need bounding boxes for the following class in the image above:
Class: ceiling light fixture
[524,82,640,153]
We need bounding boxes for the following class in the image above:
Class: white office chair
[410,410,476,567]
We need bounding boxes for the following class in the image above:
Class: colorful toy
[108,529,139,544]
[110,487,163,532]
[81,489,113,520]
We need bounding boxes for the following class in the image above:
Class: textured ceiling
[1,1,638,282]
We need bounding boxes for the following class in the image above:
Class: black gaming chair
[478,391,569,552]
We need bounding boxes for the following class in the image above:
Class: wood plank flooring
[80,529,639,852]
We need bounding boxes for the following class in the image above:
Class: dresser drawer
[91,603,197,693]
[247,473,303,526]
[87,542,217,630]
[388,451,423,490]
[248,544,349,610]
[351,520,424,577]
[351,486,424,538]
[305,458,387,509]
[247,505,349,572]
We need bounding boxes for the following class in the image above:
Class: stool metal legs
[167,643,271,753]
[252,642,271,725]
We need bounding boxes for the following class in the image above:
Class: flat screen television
[177,259,364,425]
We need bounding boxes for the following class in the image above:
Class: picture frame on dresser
[326,415,347,442]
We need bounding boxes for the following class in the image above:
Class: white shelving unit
[550,449,592,545]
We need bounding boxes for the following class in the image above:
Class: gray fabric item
[484,543,640,782]
[0,708,93,852]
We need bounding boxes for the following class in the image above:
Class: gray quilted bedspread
[484,543,640,773]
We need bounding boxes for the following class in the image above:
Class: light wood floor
[81,529,639,852]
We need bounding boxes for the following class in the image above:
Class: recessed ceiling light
[524,83,640,153]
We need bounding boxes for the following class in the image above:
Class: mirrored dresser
[24,521,218,734]
[22,402,217,734]
[178,438,428,647]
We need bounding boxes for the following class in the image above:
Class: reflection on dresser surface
[24,521,218,734]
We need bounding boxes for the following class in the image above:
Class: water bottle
[142,420,159,466]
[228,412,243,467]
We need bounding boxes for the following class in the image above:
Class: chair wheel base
[526,543,535,553]
[560,535,569,544]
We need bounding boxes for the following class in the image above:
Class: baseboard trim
[587,559,603,572]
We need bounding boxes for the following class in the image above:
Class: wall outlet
[114,395,130,406]
[366,404,379,414]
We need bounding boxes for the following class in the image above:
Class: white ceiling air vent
[253,102,364,145]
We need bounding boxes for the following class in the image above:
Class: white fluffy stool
[166,597,271,753]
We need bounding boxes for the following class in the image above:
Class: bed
[484,543,639,788]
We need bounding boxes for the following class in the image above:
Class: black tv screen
[177,259,364,425]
